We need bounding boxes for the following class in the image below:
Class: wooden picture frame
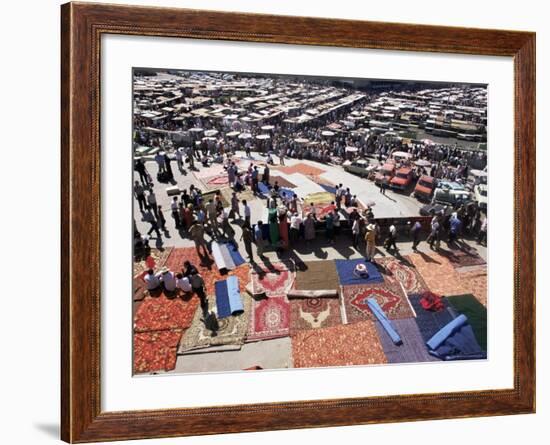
[61,2,536,442]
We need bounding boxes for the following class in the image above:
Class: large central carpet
[246,295,290,342]
[133,329,183,374]
[250,262,295,296]
[179,294,252,352]
[268,175,296,189]
[291,320,387,368]
[290,297,342,332]
[134,293,199,333]
[446,294,487,351]
[276,163,326,176]
[439,246,487,269]
[295,260,339,291]
[374,318,437,364]
[205,174,230,187]
[376,256,429,295]
[342,282,414,324]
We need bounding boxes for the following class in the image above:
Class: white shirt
[176,276,192,292]
[244,205,251,217]
[352,219,360,235]
[389,225,397,236]
[290,215,302,230]
[160,271,177,292]
[144,273,160,290]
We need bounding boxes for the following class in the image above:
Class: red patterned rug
[133,247,173,277]
[134,293,199,333]
[250,262,295,296]
[268,175,296,189]
[291,321,387,368]
[205,174,230,187]
[342,282,414,324]
[277,163,326,176]
[376,256,429,295]
[165,247,250,295]
[290,297,342,332]
[247,295,290,342]
[133,329,183,374]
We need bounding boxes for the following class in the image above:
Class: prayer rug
[376,256,429,295]
[304,191,336,204]
[446,294,487,351]
[408,252,487,306]
[268,175,296,189]
[133,329,183,374]
[295,260,339,291]
[179,294,252,352]
[277,163,326,176]
[250,262,295,296]
[290,297,342,332]
[193,164,226,179]
[165,247,250,296]
[133,293,200,333]
[246,295,290,342]
[335,258,384,286]
[291,320,387,368]
[302,202,335,219]
[408,293,455,346]
[374,318,437,364]
[439,246,486,269]
[342,282,414,324]
[133,247,173,277]
[205,174,230,187]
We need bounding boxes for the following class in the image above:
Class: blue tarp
[335,258,384,286]
[367,298,402,345]
[258,182,270,195]
[214,280,231,318]
[320,184,337,194]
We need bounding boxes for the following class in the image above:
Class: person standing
[385,223,398,252]
[477,216,487,245]
[164,152,174,181]
[365,223,376,261]
[143,209,161,239]
[134,159,150,186]
[325,211,334,243]
[206,198,219,236]
[241,224,254,263]
[263,164,270,185]
[410,220,422,251]
[154,151,166,174]
[449,213,462,244]
[189,271,208,309]
[251,166,259,194]
[242,199,251,228]
[183,203,194,230]
[157,205,167,232]
[352,215,361,249]
[304,213,316,245]
[189,220,210,257]
[427,216,441,250]
[170,196,181,228]
[134,181,147,212]
[230,192,240,220]
[290,213,302,243]
[254,221,267,257]
[175,147,185,172]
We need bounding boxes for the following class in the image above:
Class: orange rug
[133,329,183,374]
[134,293,200,333]
[277,163,326,176]
[408,252,487,306]
[291,321,387,368]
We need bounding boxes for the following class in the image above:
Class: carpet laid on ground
[426,315,486,361]
[193,164,226,179]
[335,258,384,286]
[268,175,296,189]
[133,329,183,374]
[246,295,290,342]
[165,247,250,296]
[250,262,295,296]
[179,294,252,352]
[446,294,487,351]
[277,163,326,176]
[302,202,335,219]
[408,252,487,306]
[304,191,336,204]
[342,282,414,324]
[374,318,437,364]
[133,247,173,277]
[376,256,429,295]
[134,293,200,333]
[440,246,487,269]
[205,174,230,187]
[290,297,342,332]
[408,293,455,346]
[295,260,339,291]
[291,320,387,368]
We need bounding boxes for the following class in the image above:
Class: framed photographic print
[61,2,536,442]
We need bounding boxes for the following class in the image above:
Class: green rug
[446,294,487,351]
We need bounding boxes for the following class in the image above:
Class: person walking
[427,216,441,250]
[477,216,487,245]
[189,271,208,309]
[143,209,161,239]
[410,220,422,251]
[157,205,167,232]
[147,191,158,219]
[263,164,270,185]
[304,213,316,245]
[206,198,219,236]
[352,216,361,249]
[170,196,181,228]
[241,224,254,263]
[134,159,150,186]
[385,223,398,252]
[175,147,185,172]
[154,151,166,174]
[290,213,302,244]
[230,192,240,220]
[164,152,174,181]
[134,181,147,212]
[325,211,334,243]
[242,199,251,228]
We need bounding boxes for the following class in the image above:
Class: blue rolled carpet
[428,320,487,361]
[226,243,246,267]
[335,258,384,286]
[226,276,244,315]
[367,298,402,345]
[278,187,295,199]
[214,280,232,318]
[426,314,468,350]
